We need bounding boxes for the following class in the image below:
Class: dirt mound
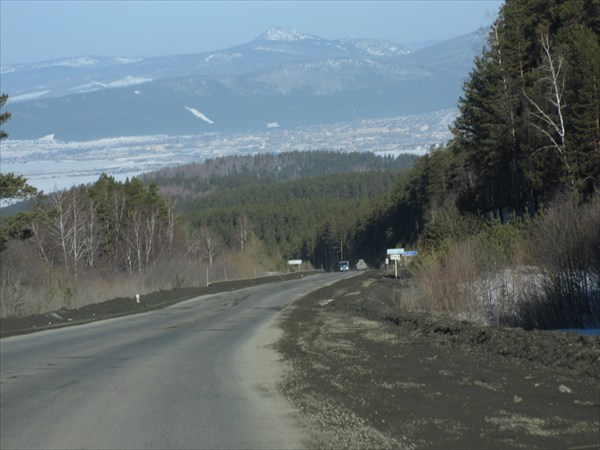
[276,271,600,449]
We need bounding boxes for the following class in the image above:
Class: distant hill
[2,27,488,141]
[144,150,416,263]
[144,150,417,198]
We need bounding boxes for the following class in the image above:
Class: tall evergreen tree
[0,94,42,249]
[0,94,11,140]
[562,25,600,196]
[450,0,600,215]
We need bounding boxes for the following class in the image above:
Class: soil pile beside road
[0,272,315,338]
[275,271,600,449]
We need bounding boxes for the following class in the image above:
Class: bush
[511,193,600,329]
[409,193,600,329]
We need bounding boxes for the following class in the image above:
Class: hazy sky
[1,0,504,65]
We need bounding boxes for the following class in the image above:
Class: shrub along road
[0,272,317,338]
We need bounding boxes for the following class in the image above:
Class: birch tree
[236,214,252,251]
[200,225,219,267]
[83,198,101,268]
[48,191,72,272]
[525,31,572,185]
[68,191,87,277]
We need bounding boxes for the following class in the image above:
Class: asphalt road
[0,272,354,450]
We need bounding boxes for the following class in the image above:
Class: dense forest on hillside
[0,150,416,317]
[349,0,599,328]
[143,152,416,197]
[355,0,599,255]
[144,151,416,269]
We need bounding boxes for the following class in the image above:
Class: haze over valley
[1,27,485,193]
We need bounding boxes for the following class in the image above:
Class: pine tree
[0,94,42,249]
[0,94,11,140]
[449,0,600,214]
[563,25,600,196]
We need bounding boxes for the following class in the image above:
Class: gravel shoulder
[274,270,600,449]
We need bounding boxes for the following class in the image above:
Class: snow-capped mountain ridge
[339,39,412,56]
[70,76,153,94]
[257,26,319,42]
[36,56,100,68]
[1,26,417,103]
[3,27,488,141]
[3,55,144,74]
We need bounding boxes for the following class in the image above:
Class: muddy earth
[275,271,600,449]
[2,270,598,449]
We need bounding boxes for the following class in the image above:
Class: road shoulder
[275,271,600,449]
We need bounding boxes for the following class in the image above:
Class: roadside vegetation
[352,0,600,329]
[1,0,598,329]
[0,150,415,317]
[395,193,600,329]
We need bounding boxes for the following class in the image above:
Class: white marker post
[390,254,401,278]
[386,249,404,279]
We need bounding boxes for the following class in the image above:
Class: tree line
[344,0,599,329]
[0,140,416,316]
[452,0,598,215]
[352,0,599,262]
[144,151,416,198]
[28,175,178,276]
[147,153,414,271]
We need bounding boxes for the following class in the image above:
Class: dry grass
[408,193,600,329]
[0,242,285,318]
[512,193,600,329]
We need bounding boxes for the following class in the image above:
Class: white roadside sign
[386,248,404,255]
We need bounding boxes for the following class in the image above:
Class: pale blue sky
[0,0,504,65]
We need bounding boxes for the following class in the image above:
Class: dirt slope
[275,271,600,449]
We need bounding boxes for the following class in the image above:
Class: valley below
[0,109,454,195]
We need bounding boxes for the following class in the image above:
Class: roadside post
[386,248,404,279]
[287,259,302,272]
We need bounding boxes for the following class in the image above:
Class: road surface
[1,272,353,449]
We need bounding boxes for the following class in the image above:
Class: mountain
[1,27,412,103]
[1,27,487,141]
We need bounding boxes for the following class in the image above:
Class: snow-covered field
[1,135,184,194]
[456,266,600,332]
[1,110,456,195]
